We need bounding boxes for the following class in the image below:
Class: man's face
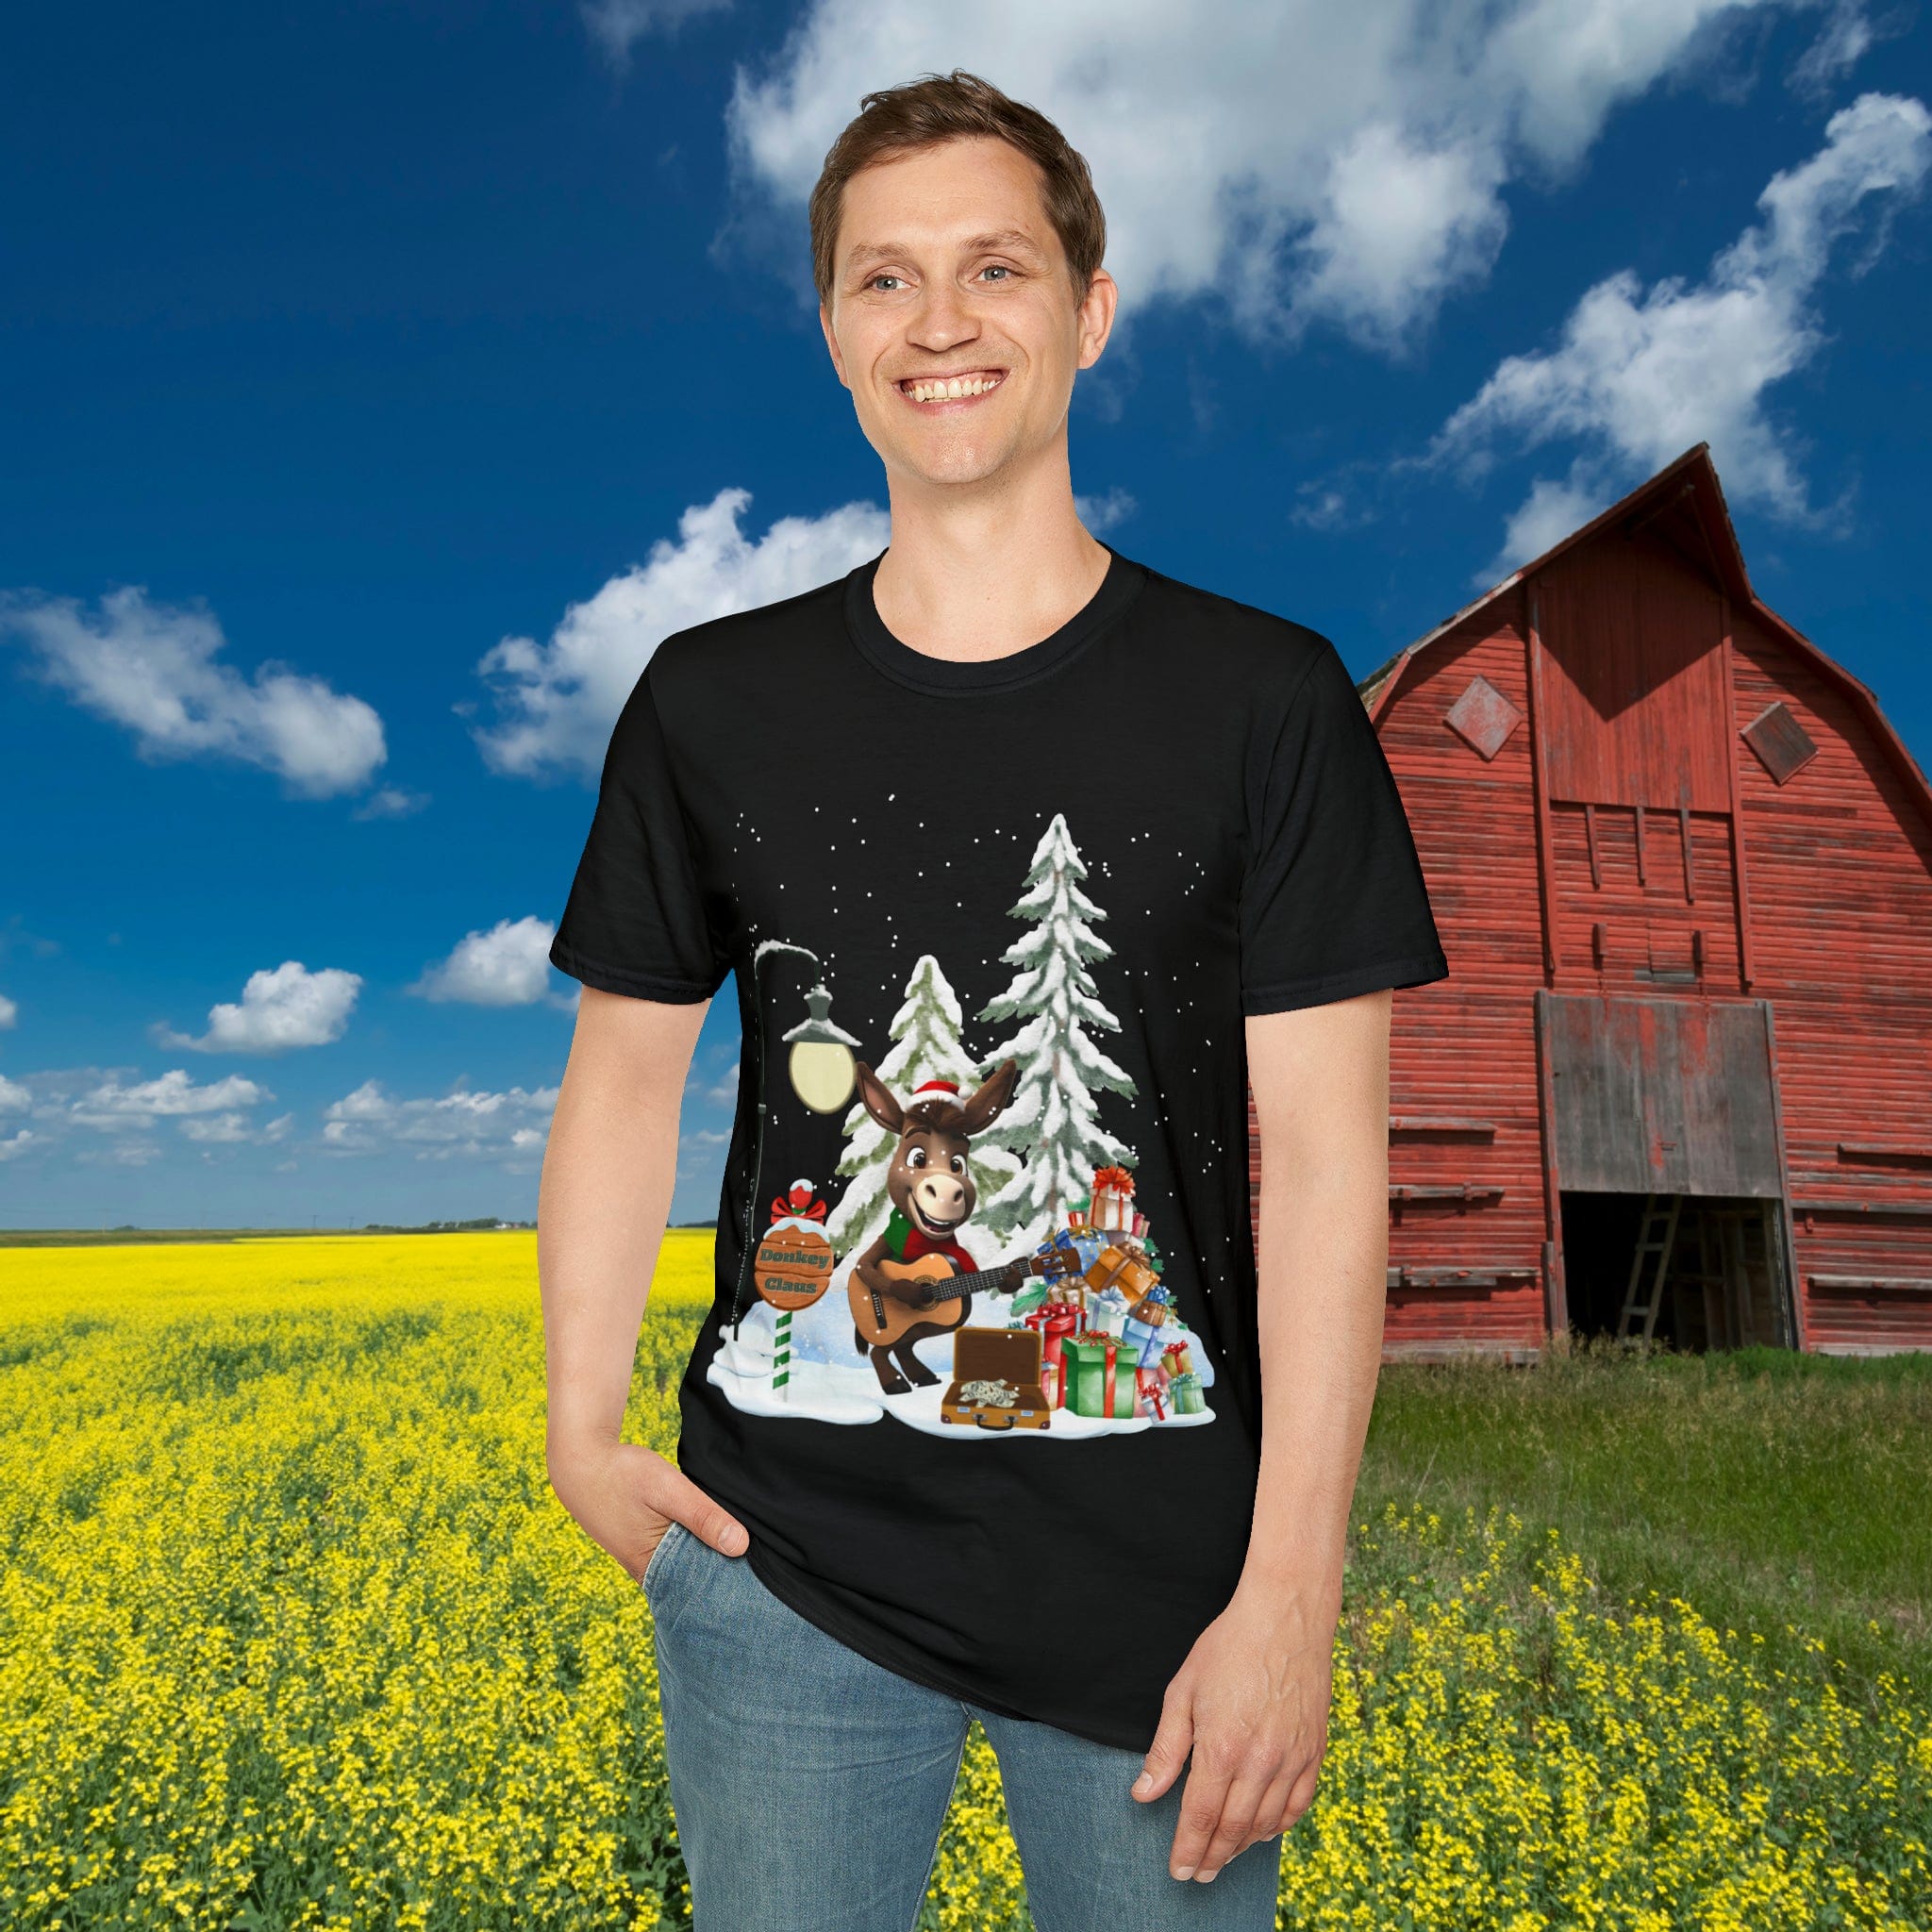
[820,135,1115,493]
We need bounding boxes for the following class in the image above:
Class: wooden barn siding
[1546,803,1743,986]
[1361,596,1548,1356]
[1728,607,1932,1351]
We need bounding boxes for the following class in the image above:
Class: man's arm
[1130,988,1392,1882]
[541,985,750,1578]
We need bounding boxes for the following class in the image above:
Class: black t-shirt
[549,546,1448,1752]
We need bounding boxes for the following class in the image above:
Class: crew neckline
[843,544,1147,696]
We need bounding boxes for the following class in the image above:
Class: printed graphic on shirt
[705,812,1217,1441]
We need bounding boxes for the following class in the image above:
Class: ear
[958,1058,1021,1135]
[1075,268,1119,374]
[853,1060,903,1135]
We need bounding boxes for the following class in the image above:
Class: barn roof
[1356,443,1932,824]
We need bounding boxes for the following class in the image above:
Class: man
[541,69,1447,1931]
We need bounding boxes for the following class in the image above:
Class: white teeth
[906,374,1001,402]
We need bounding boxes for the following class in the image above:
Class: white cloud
[1074,489,1137,535]
[320,1076,560,1165]
[473,488,887,781]
[412,917,558,1007]
[71,1068,271,1132]
[690,1050,740,1108]
[179,1111,253,1144]
[0,1128,34,1161]
[0,992,15,1028]
[1790,1,1878,95]
[1432,91,1932,580]
[156,961,362,1055]
[0,1073,28,1112]
[352,786,430,821]
[1490,475,1613,575]
[320,1077,560,1166]
[0,587,387,798]
[584,0,731,66]
[727,0,1825,349]
[78,1138,164,1169]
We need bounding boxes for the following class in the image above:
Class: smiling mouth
[896,370,1007,408]
[912,1201,965,1233]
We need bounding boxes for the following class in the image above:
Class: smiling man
[541,69,1447,1930]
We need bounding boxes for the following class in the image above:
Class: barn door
[1527,532,1750,995]
[1536,992,1783,1196]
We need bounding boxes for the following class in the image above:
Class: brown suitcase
[940,1325,1052,1431]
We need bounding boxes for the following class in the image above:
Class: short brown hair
[808,69,1106,306]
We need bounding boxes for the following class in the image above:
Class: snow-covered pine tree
[973,811,1136,1244]
[822,952,1021,1262]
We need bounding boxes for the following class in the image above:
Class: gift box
[1089,1164,1137,1233]
[1167,1370,1206,1414]
[1122,1314,1168,1369]
[1161,1338,1195,1378]
[1024,1300,1082,1407]
[1061,1331,1138,1418]
[1039,1224,1108,1277]
[1134,1363,1169,1421]
[1127,1283,1174,1328]
[1086,1285,1132,1336]
[1085,1242,1158,1305]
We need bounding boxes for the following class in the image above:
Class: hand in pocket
[546,1438,749,1583]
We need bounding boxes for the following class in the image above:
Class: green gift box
[1168,1370,1206,1415]
[1061,1332,1138,1418]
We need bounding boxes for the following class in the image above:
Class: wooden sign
[754,1224,834,1310]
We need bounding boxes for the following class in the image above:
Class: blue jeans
[641,1520,1284,1931]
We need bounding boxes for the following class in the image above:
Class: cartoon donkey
[846,1058,1030,1395]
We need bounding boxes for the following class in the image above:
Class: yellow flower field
[1,1234,1924,1929]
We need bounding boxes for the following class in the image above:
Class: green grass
[1354,1337,1932,1706]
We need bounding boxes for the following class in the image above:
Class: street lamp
[730,939,861,1326]
[784,980,863,1114]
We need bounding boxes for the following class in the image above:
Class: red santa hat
[908,1077,963,1110]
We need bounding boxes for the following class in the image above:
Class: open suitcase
[940,1324,1052,1431]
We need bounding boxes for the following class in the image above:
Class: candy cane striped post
[773,1307,792,1399]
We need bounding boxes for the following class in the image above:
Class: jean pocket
[641,1519,688,1599]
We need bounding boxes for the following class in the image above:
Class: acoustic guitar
[850,1247,1078,1349]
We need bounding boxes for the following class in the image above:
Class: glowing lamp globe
[781,983,860,1114]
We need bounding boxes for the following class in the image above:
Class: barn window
[1740,700,1818,785]
[1443,674,1524,760]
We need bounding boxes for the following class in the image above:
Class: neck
[872,435,1111,661]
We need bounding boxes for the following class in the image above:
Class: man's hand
[1130,1575,1337,1881]
[547,1435,749,1582]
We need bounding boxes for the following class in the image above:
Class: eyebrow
[842,229,1052,273]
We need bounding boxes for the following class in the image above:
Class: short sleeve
[1238,637,1449,1015]
[548,665,729,1004]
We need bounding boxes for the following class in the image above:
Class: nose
[917,1173,967,1215]
[908,281,977,355]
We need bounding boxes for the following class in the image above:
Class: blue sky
[2,0,1927,1229]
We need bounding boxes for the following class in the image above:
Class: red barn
[1250,444,1932,1359]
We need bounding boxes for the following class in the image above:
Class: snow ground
[708,1296,1217,1441]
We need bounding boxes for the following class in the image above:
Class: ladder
[1617,1192,1683,1341]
